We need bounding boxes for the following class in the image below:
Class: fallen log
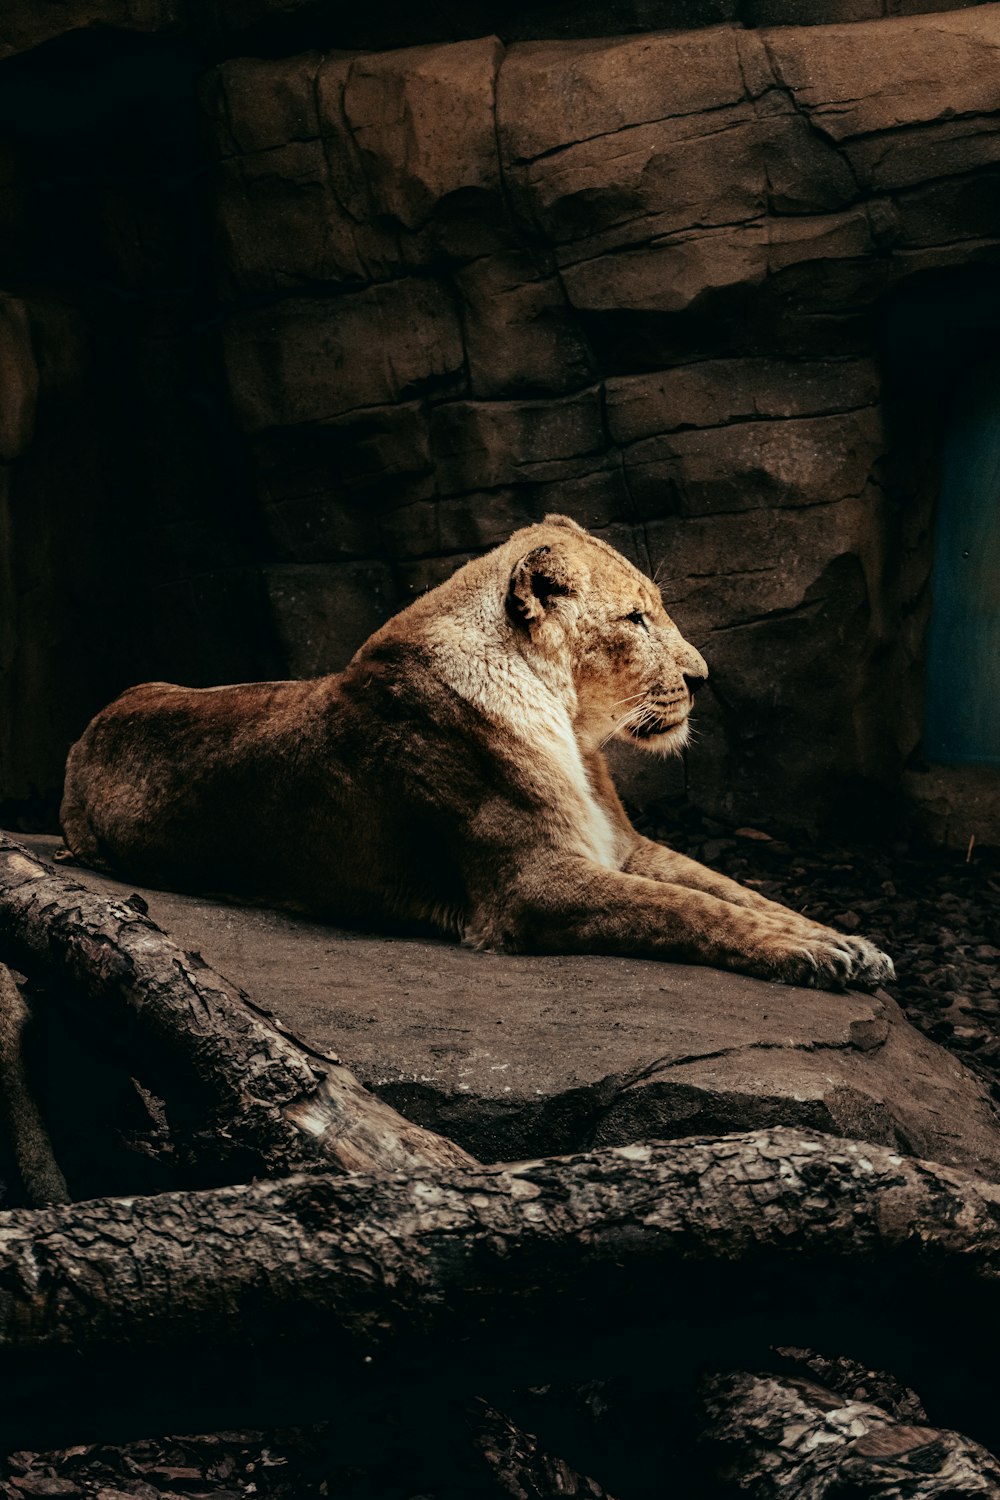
[469,1401,615,1499]
[701,1371,1000,1496]
[0,838,611,1492]
[0,836,473,1179]
[0,964,69,1206]
[1,1129,1000,1449]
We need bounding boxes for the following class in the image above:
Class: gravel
[641,804,1000,1097]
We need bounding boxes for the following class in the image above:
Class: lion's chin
[622,717,690,757]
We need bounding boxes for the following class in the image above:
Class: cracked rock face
[21,835,1000,1179]
[2,5,997,830]
[202,7,1000,827]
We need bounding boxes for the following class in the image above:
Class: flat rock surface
[16,834,1000,1176]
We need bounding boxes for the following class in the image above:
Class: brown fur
[62,518,893,990]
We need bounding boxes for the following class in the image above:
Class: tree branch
[0,964,69,1206]
[0,836,474,1180]
[0,1129,999,1448]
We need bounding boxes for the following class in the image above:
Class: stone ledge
[17,834,1000,1179]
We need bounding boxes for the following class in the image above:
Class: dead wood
[0,964,69,1206]
[701,1370,1000,1496]
[0,1127,998,1448]
[0,836,473,1179]
[0,837,615,1489]
[468,1401,615,1498]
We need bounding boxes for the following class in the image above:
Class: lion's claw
[764,931,895,992]
[824,933,895,989]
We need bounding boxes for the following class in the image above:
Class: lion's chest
[530,716,621,871]
[427,632,623,872]
[577,795,619,870]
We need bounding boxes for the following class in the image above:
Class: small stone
[11,1481,82,1498]
[909,986,945,1007]
[95,1482,159,1499]
[734,827,773,841]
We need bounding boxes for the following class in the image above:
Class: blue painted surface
[925,360,1000,766]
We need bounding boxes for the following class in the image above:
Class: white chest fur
[424,613,620,871]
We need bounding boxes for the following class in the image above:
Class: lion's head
[504,515,708,755]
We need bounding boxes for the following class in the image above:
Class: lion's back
[60,677,339,890]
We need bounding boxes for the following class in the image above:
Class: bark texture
[469,1402,616,1499]
[0,836,474,1180]
[0,1128,1000,1446]
[702,1371,1000,1496]
[0,965,69,1206]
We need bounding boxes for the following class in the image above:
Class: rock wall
[0,0,993,58]
[1,4,999,831]
[207,7,1000,825]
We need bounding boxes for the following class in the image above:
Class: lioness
[62,516,893,990]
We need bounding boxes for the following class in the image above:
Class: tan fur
[61,518,894,990]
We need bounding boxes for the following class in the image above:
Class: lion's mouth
[626,719,670,740]
[625,712,687,741]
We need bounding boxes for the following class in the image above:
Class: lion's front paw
[765,935,860,991]
[768,929,894,992]
[835,934,896,989]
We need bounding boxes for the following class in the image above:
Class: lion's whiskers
[651,557,683,598]
[599,700,651,749]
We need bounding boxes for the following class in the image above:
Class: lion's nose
[684,671,707,697]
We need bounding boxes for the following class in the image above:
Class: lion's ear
[506,545,575,629]
[542,513,586,534]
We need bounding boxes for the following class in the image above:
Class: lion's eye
[626,610,649,633]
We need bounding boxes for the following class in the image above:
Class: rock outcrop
[205,7,1000,824]
[20,834,1000,1179]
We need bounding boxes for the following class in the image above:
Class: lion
[61,515,893,991]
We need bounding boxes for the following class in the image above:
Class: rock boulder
[20,835,1000,1181]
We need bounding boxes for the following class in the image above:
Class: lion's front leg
[622,837,894,989]
[491,856,888,992]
